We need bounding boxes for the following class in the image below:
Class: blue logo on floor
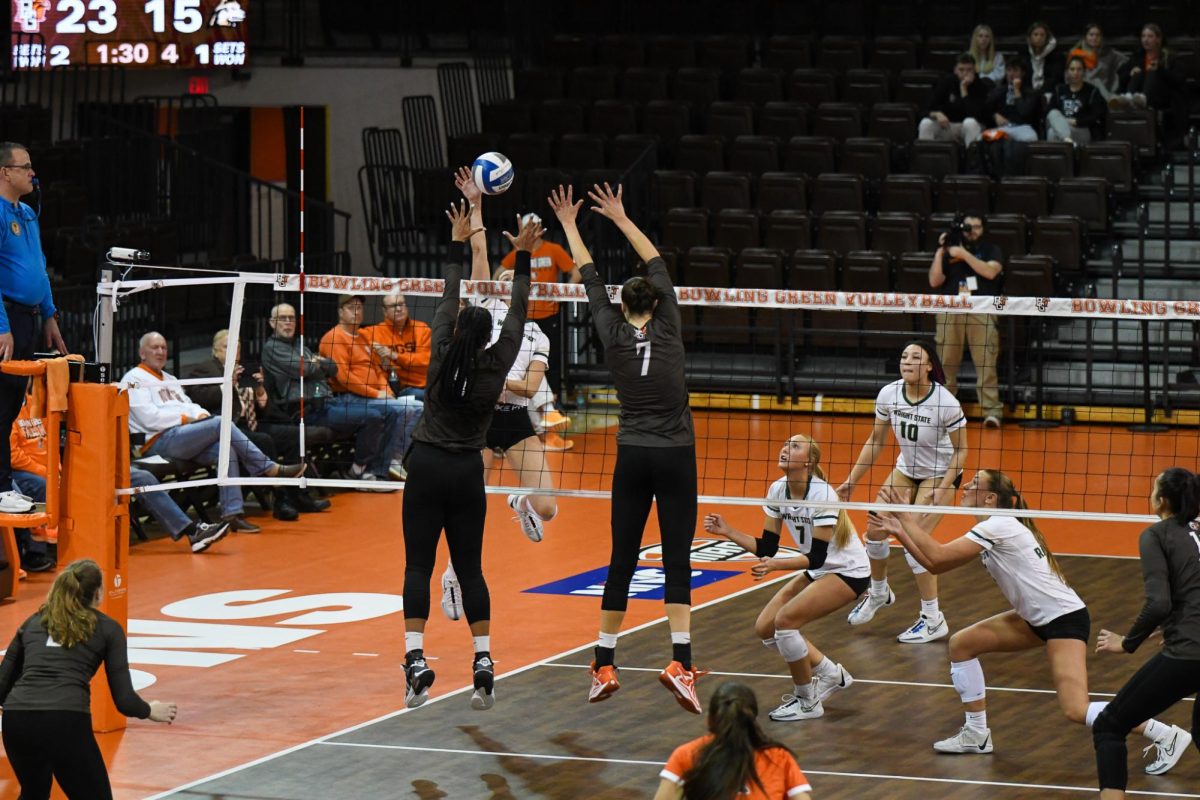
[525,567,737,600]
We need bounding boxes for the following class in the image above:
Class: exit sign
[188,76,210,95]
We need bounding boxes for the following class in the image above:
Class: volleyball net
[97,262,1199,525]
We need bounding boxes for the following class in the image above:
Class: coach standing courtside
[0,142,65,513]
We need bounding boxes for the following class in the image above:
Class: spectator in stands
[983,56,1041,143]
[261,302,401,489]
[128,467,230,553]
[1115,23,1188,144]
[187,329,331,521]
[0,141,66,515]
[928,215,1004,428]
[1046,56,1108,144]
[918,54,990,148]
[121,331,306,532]
[1026,21,1066,94]
[968,24,1005,84]
[319,294,421,479]
[9,395,53,572]
[499,212,578,446]
[1069,23,1128,100]
[363,290,431,401]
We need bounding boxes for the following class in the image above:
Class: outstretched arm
[549,185,622,345]
[588,182,659,264]
[547,184,593,268]
[455,166,490,282]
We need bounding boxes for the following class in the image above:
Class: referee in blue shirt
[0,143,66,513]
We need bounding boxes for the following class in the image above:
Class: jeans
[307,394,418,477]
[988,123,1038,142]
[143,416,274,517]
[130,467,192,539]
[11,470,46,557]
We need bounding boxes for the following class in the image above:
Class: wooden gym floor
[0,411,1197,799]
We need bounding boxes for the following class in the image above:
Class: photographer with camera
[928,215,1004,428]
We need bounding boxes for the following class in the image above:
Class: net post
[216,280,248,482]
[97,267,115,364]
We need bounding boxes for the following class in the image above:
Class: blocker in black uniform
[400,201,538,713]
[548,182,703,714]
[1093,467,1200,795]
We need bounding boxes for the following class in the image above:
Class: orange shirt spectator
[318,294,393,399]
[362,293,431,391]
[10,401,47,479]
[659,735,810,799]
[500,229,577,321]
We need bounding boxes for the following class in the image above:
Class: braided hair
[434,304,494,407]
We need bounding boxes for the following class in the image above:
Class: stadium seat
[556,133,607,170]
[535,99,586,136]
[870,212,921,259]
[672,68,722,108]
[515,68,566,101]
[759,101,811,140]
[843,69,891,107]
[676,134,726,172]
[789,69,839,106]
[812,174,865,214]
[735,68,786,104]
[880,174,934,215]
[503,133,553,168]
[757,172,807,212]
[620,67,670,103]
[642,100,691,158]
[908,140,961,180]
[817,37,865,72]
[523,168,573,213]
[765,210,813,250]
[994,176,1051,219]
[840,137,891,181]
[1032,216,1084,276]
[843,251,892,291]
[1106,110,1157,160]
[684,246,733,285]
[737,247,786,289]
[447,133,501,171]
[764,36,813,72]
[651,170,699,218]
[869,37,919,73]
[543,35,593,70]
[1054,177,1110,234]
[701,172,754,209]
[698,35,753,71]
[923,212,955,249]
[596,34,645,69]
[645,35,697,69]
[986,214,1029,262]
[588,99,638,137]
[785,136,838,176]
[816,211,868,254]
[1079,141,1134,196]
[1024,142,1075,182]
[712,209,761,250]
[895,69,941,108]
[662,208,710,250]
[481,101,533,136]
[874,0,921,36]
[789,249,839,290]
[937,175,991,216]
[568,66,618,101]
[610,134,659,169]
[813,103,865,141]
[867,103,918,148]
[706,102,756,140]
[923,32,968,64]
[896,252,936,293]
[730,136,781,174]
[1004,255,1056,296]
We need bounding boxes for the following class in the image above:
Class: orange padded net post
[59,380,131,733]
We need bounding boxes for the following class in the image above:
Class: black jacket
[1047,82,1107,138]
[928,73,991,122]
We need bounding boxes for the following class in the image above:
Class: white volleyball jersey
[478,296,549,407]
[965,515,1085,626]
[874,380,966,480]
[763,476,870,579]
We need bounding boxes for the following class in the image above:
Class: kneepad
[865,537,891,561]
[774,629,809,662]
[904,548,928,574]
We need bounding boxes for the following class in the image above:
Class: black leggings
[602,444,697,612]
[2,710,112,799]
[402,442,489,623]
[1093,652,1200,789]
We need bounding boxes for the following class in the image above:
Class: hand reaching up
[503,213,544,252]
[455,166,482,205]
[446,200,482,242]
[587,182,627,223]
[547,184,583,227]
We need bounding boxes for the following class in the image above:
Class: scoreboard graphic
[11,0,249,69]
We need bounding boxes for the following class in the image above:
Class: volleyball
[472,152,515,195]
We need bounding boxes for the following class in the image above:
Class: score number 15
[144,0,203,33]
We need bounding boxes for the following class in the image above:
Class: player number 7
[635,340,651,376]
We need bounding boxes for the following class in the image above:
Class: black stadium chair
[758,101,811,140]
[756,172,807,212]
[701,172,754,210]
[662,208,710,250]
[785,136,838,176]
[811,173,865,214]
[729,136,781,174]
[712,209,761,251]
[765,210,812,251]
[994,176,1051,219]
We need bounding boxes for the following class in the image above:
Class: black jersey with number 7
[580,257,694,447]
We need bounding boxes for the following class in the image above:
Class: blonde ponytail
[982,470,1068,584]
[41,559,102,648]
[797,435,856,550]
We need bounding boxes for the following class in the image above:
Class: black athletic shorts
[486,403,536,452]
[1027,606,1091,642]
[804,570,870,597]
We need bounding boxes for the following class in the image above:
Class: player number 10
[897,421,919,442]
[144,0,203,33]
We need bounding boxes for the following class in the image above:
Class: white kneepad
[774,629,809,662]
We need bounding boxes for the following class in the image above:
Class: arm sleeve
[644,257,681,330]
[1123,528,1174,652]
[431,242,467,353]
[500,250,516,268]
[579,263,624,349]
[805,535,830,569]
[102,620,151,719]
[0,626,26,704]
[489,252,532,367]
